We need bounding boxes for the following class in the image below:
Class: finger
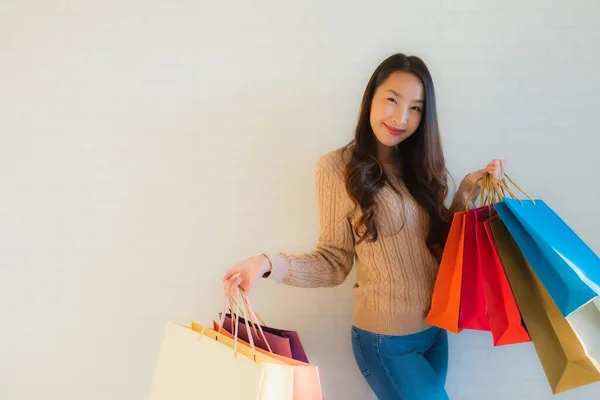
[223,278,232,295]
[234,280,242,294]
[223,267,241,282]
[226,276,243,296]
[224,270,239,293]
[222,269,237,282]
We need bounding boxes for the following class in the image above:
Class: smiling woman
[223,53,505,400]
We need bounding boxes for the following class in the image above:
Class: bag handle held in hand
[216,284,274,359]
[465,171,536,210]
[467,174,502,209]
[488,173,535,205]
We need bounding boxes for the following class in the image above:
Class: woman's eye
[387,98,397,104]
[411,106,422,112]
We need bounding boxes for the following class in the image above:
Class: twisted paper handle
[487,173,535,205]
[466,172,535,209]
[465,174,499,210]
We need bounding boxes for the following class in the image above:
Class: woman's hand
[222,254,272,296]
[467,159,506,185]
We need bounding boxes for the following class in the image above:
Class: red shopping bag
[479,220,531,346]
[459,206,492,331]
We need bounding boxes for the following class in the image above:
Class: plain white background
[1,0,599,399]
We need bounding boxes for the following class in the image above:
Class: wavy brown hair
[342,53,452,258]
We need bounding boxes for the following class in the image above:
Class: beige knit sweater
[266,148,480,335]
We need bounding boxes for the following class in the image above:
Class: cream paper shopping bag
[191,321,294,400]
[147,321,264,400]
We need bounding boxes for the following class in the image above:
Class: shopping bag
[478,220,530,346]
[565,300,600,371]
[425,211,467,333]
[212,290,317,399]
[494,200,595,317]
[221,314,310,363]
[147,321,265,400]
[503,197,600,316]
[192,321,293,399]
[458,206,492,331]
[221,313,294,359]
[195,321,294,399]
[263,326,309,364]
[488,218,600,394]
[148,291,296,400]
[211,320,323,400]
[491,176,600,363]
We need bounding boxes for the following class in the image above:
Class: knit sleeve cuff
[262,254,289,283]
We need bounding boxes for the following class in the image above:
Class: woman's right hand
[222,254,272,296]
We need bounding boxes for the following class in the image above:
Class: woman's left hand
[467,159,506,185]
[485,159,506,181]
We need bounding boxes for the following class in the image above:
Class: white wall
[1,1,599,399]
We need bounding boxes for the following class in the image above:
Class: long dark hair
[343,53,451,258]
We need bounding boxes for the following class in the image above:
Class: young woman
[223,53,504,400]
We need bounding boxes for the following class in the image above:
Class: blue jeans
[351,325,449,400]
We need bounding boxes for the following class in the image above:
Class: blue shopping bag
[494,201,598,317]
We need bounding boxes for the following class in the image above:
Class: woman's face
[369,71,424,152]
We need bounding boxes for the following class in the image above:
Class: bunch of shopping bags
[426,173,600,395]
[147,289,323,399]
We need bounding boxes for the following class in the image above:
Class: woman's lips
[384,123,407,136]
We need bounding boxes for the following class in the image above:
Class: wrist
[257,254,272,276]
[467,169,486,186]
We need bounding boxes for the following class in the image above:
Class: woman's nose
[392,106,409,125]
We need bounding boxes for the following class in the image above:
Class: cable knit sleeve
[265,151,356,288]
[449,175,481,212]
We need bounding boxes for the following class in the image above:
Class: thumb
[499,160,506,177]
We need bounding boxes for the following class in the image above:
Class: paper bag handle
[217,286,274,358]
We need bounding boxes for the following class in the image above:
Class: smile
[384,123,407,136]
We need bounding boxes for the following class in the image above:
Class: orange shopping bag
[425,211,467,333]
